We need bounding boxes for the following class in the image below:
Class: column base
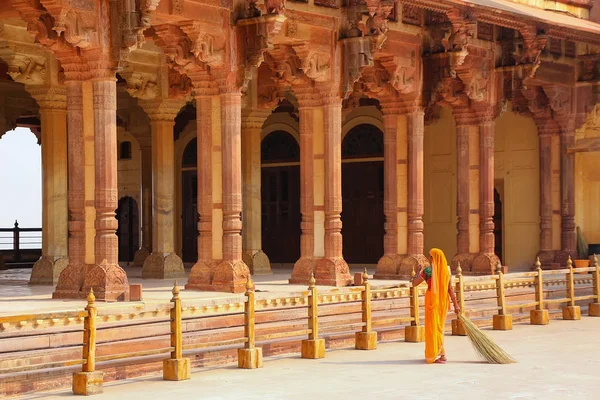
[133,247,151,268]
[450,253,476,273]
[404,325,425,343]
[72,371,104,395]
[163,358,191,381]
[315,257,352,286]
[451,319,466,336]
[53,261,130,301]
[355,331,377,350]
[530,309,549,325]
[554,250,577,267]
[289,257,316,285]
[301,339,325,359]
[190,259,249,293]
[237,347,263,368]
[142,253,186,279]
[374,254,428,280]
[492,314,513,330]
[589,303,600,317]
[243,250,272,275]
[29,256,69,285]
[471,253,501,275]
[534,250,556,269]
[562,305,581,320]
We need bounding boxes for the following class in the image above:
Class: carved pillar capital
[241,109,270,129]
[28,86,67,110]
[139,99,186,122]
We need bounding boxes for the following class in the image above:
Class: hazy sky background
[0,128,42,232]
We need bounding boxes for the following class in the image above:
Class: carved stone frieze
[4,53,47,86]
[121,71,158,100]
[302,51,330,82]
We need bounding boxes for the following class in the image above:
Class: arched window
[261,131,299,164]
[119,141,132,160]
[342,124,384,159]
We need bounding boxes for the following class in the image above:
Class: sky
[0,127,42,231]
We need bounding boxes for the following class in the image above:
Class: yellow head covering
[428,248,451,311]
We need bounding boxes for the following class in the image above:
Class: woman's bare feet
[434,356,447,364]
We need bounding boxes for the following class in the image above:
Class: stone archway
[261,130,301,264]
[341,124,385,264]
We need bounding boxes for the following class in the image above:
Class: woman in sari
[410,248,460,364]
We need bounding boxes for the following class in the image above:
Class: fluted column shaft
[382,113,398,257]
[479,120,495,255]
[456,124,471,255]
[407,110,425,256]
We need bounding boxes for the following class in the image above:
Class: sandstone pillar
[376,112,401,276]
[53,81,90,299]
[187,94,222,290]
[29,89,69,285]
[472,118,500,274]
[241,110,271,275]
[141,100,186,279]
[133,139,152,267]
[83,78,129,300]
[450,113,480,272]
[535,119,558,266]
[315,99,352,286]
[290,95,319,284]
[210,90,250,292]
[555,119,577,264]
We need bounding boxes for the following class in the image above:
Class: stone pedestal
[72,371,104,395]
[451,318,467,336]
[562,305,581,320]
[404,325,425,343]
[301,338,326,359]
[530,309,549,325]
[237,348,263,369]
[589,302,600,317]
[29,90,69,285]
[492,314,513,330]
[355,332,377,350]
[163,358,191,381]
[141,101,186,280]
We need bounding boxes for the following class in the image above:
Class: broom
[458,314,516,364]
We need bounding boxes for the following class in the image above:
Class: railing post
[590,254,600,317]
[356,269,377,349]
[238,277,263,368]
[562,256,581,320]
[530,257,549,325]
[301,273,325,359]
[73,289,103,395]
[13,220,20,263]
[405,267,425,342]
[493,262,512,330]
[163,281,191,380]
[451,263,466,336]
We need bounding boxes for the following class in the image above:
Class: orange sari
[424,248,451,364]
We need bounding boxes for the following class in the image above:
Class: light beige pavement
[23,318,600,400]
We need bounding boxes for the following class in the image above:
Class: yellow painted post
[405,267,425,342]
[531,258,549,325]
[451,263,466,336]
[493,262,512,330]
[238,277,263,368]
[356,269,377,349]
[590,255,600,317]
[72,289,104,395]
[563,256,581,320]
[163,281,191,380]
[301,273,325,358]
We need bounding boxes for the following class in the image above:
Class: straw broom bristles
[458,314,516,364]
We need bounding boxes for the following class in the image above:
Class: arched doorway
[181,138,197,263]
[116,196,139,262]
[261,130,301,263]
[341,124,384,264]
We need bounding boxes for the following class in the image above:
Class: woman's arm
[448,280,461,315]
[410,264,426,286]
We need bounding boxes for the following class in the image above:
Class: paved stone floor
[21,318,600,400]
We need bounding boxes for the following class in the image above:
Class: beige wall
[575,105,600,245]
[424,107,458,258]
[495,107,540,270]
[117,128,142,207]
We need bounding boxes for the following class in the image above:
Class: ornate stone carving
[7,54,47,85]
[402,4,422,27]
[302,51,330,82]
[265,0,286,15]
[122,71,158,100]
[168,68,193,99]
[543,85,571,117]
[180,21,227,69]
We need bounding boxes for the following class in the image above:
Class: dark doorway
[261,131,301,263]
[116,196,139,262]
[493,188,503,263]
[181,139,198,263]
[341,124,384,264]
